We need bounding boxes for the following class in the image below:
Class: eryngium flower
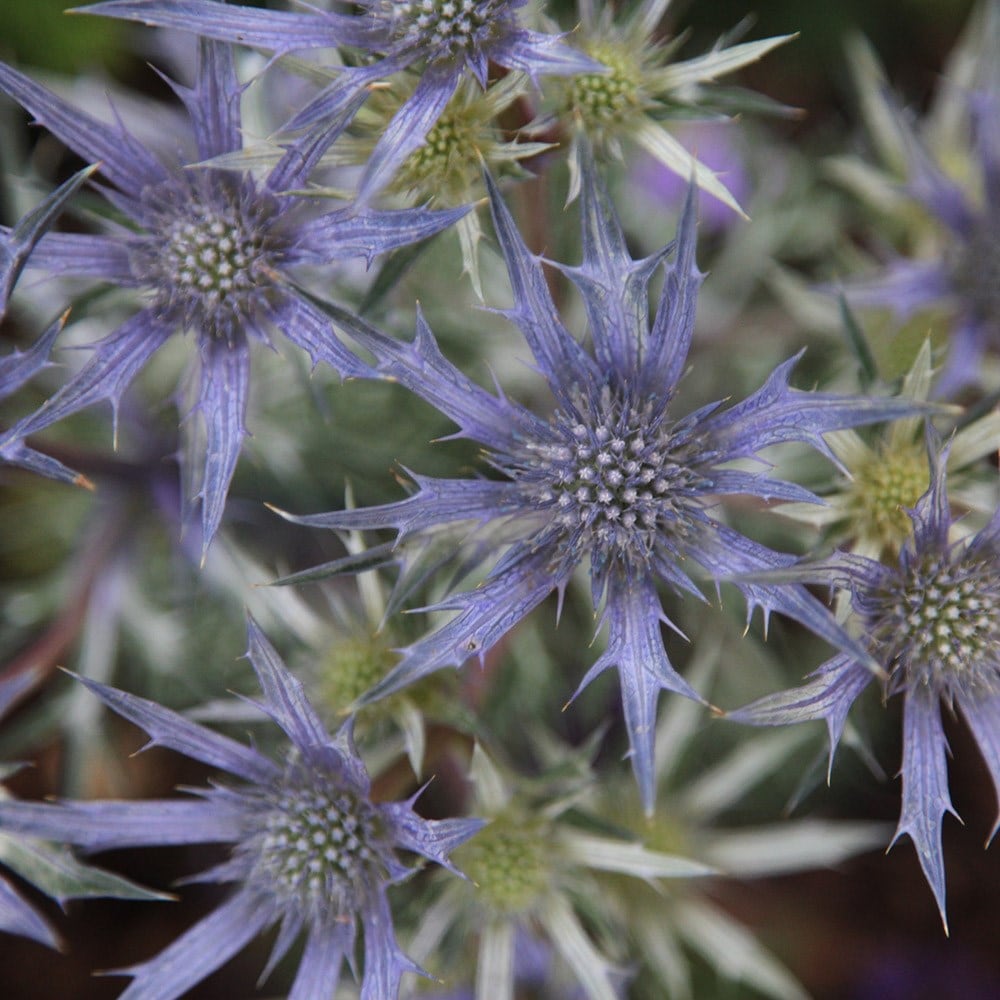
[0,619,482,998]
[840,58,1000,393]
[729,436,1000,929]
[0,41,466,549]
[81,0,600,204]
[553,0,792,211]
[276,152,922,810]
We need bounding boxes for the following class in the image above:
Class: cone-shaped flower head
[80,0,601,204]
[276,149,924,811]
[0,41,466,550]
[730,433,1000,930]
[0,618,482,998]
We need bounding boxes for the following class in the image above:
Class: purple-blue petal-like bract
[0,39,467,550]
[729,435,1000,930]
[279,149,924,811]
[0,619,482,998]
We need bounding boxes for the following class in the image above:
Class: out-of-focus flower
[832,3,1000,393]
[628,123,749,233]
[81,0,601,204]
[274,148,922,810]
[0,619,483,997]
[730,434,1000,930]
[0,41,466,551]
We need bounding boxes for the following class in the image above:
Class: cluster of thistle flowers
[1,0,999,997]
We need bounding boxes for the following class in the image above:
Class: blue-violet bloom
[0,618,482,997]
[0,40,466,549]
[842,80,1000,394]
[729,434,1000,930]
[276,152,924,810]
[81,0,602,204]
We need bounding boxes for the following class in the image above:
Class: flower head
[0,618,482,998]
[776,341,1000,559]
[295,72,553,294]
[836,5,1000,393]
[729,433,1000,929]
[0,41,465,550]
[548,0,793,210]
[405,741,710,1000]
[81,0,600,204]
[276,150,922,810]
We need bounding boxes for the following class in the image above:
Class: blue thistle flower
[0,40,466,550]
[728,433,1000,931]
[275,152,924,811]
[80,0,601,203]
[0,619,482,997]
[841,76,1000,394]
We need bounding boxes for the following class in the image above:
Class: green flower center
[318,636,399,714]
[846,441,928,551]
[456,818,550,914]
[568,44,641,126]
[401,111,477,192]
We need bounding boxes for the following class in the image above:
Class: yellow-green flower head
[842,437,929,554]
[321,72,551,292]
[455,813,552,915]
[337,74,546,206]
[777,341,1000,560]
[566,39,645,133]
[317,632,401,717]
[407,742,714,1000]
[552,0,794,210]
